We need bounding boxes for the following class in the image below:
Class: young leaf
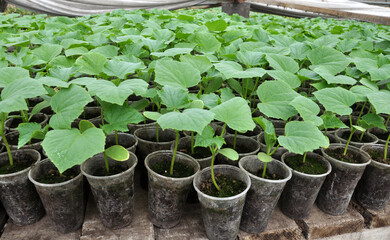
[194,125,225,149]
[75,52,107,75]
[214,61,266,79]
[313,87,356,116]
[359,113,386,131]
[257,152,273,163]
[253,117,277,151]
[320,112,348,130]
[180,54,212,74]
[267,70,301,89]
[79,120,95,133]
[158,85,189,110]
[103,59,145,79]
[290,96,323,126]
[143,111,162,121]
[218,148,239,161]
[189,31,221,53]
[16,123,46,149]
[32,44,63,63]
[308,46,350,75]
[205,19,227,32]
[266,54,299,73]
[105,145,129,161]
[0,67,30,87]
[367,91,390,115]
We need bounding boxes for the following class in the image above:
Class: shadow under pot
[368,127,390,145]
[28,159,86,233]
[216,135,260,166]
[239,156,292,234]
[81,152,138,229]
[1,131,42,152]
[72,107,102,128]
[105,132,138,154]
[318,144,371,215]
[281,152,331,220]
[4,113,49,133]
[193,165,251,240]
[0,149,45,225]
[355,144,390,210]
[145,150,200,228]
[334,128,378,149]
[257,129,287,161]
[226,125,262,141]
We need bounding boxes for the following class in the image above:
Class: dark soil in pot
[318,144,371,215]
[105,132,138,154]
[216,135,260,166]
[355,144,390,210]
[0,149,45,225]
[281,152,331,220]
[145,150,200,228]
[226,125,262,140]
[81,152,138,229]
[28,159,86,233]
[335,129,378,148]
[1,131,42,152]
[5,113,48,132]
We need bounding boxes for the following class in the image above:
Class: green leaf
[151,48,192,58]
[290,96,323,126]
[79,120,95,133]
[278,121,329,155]
[105,145,129,161]
[313,87,356,116]
[29,100,50,120]
[214,61,266,79]
[313,68,357,85]
[320,112,348,130]
[50,84,93,129]
[218,148,239,161]
[266,54,299,73]
[267,70,301,89]
[359,113,386,131]
[75,52,107,75]
[157,108,214,134]
[90,45,119,58]
[65,47,89,57]
[180,54,212,74]
[103,59,145,79]
[32,44,63,63]
[0,67,30,87]
[257,152,273,163]
[155,59,201,89]
[143,111,162,121]
[236,51,265,67]
[37,77,70,88]
[189,31,221,53]
[201,93,220,109]
[194,125,225,149]
[257,80,299,120]
[205,19,227,32]
[367,91,390,115]
[253,117,276,150]
[308,46,350,75]
[158,85,189,110]
[353,125,366,132]
[211,97,255,133]
[86,80,136,105]
[42,128,106,173]
[16,123,44,149]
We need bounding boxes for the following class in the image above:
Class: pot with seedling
[314,87,371,215]
[256,117,287,160]
[0,77,48,225]
[239,116,292,233]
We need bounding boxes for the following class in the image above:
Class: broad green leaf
[90,45,119,58]
[194,125,225,149]
[87,80,135,105]
[37,77,70,88]
[314,68,357,85]
[0,67,29,87]
[16,123,44,149]
[151,48,192,58]
[218,148,239,161]
[155,59,201,89]
[1,77,47,102]
[267,70,301,89]
[50,84,93,129]
[236,51,265,67]
[158,85,189,110]
[350,85,376,102]
[289,42,311,60]
[189,100,204,109]
[290,96,323,126]
[253,116,276,151]
[320,112,348,130]
[105,145,129,161]
[359,113,386,131]
[257,152,273,163]
[64,47,88,57]
[75,52,107,75]
[214,61,266,79]
[157,108,214,134]
[367,91,390,115]
[189,31,221,53]
[266,54,299,73]
[313,87,356,116]
[257,80,299,120]
[353,125,366,132]
[102,102,145,134]
[211,97,255,133]
[42,128,105,173]
[201,93,220,109]
[278,121,329,155]
[143,111,162,121]
[79,120,95,133]
[205,19,227,32]
[32,44,63,63]
[308,46,350,75]
[29,101,50,120]
[180,54,212,74]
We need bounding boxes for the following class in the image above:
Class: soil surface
[340,131,374,143]
[93,164,129,176]
[178,145,211,159]
[36,168,78,184]
[325,148,362,164]
[366,149,390,165]
[152,161,194,178]
[0,155,34,174]
[200,173,246,198]
[250,168,284,180]
[223,141,255,154]
[140,132,175,142]
[285,155,327,174]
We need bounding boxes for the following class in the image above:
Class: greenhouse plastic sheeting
[5,0,211,16]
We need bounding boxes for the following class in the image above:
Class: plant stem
[302,152,307,163]
[268,144,280,156]
[115,130,118,145]
[220,123,227,137]
[233,130,237,150]
[359,131,365,142]
[104,152,109,173]
[349,115,353,128]
[357,101,367,121]
[343,128,356,155]
[0,113,13,166]
[191,131,194,155]
[210,145,220,191]
[385,115,390,128]
[169,130,180,176]
[155,123,159,142]
[20,110,28,123]
[262,162,267,179]
[384,133,389,160]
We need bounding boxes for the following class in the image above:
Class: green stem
[210,146,220,191]
[20,110,28,123]
[384,133,390,160]
[191,131,194,155]
[349,115,353,128]
[343,128,356,155]
[155,123,159,143]
[250,77,260,108]
[359,131,365,142]
[302,152,307,163]
[115,130,118,145]
[262,162,267,179]
[0,114,13,166]
[220,123,227,137]
[385,115,390,128]
[357,101,367,121]
[324,128,328,135]
[169,131,180,176]
[268,144,280,156]
[104,152,109,173]
[233,130,237,150]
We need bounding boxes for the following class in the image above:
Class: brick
[316,226,390,240]
[351,200,390,229]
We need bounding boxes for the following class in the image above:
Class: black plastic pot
[145,150,200,228]
[217,135,260,166]
[81,152,138,229]
[281,152,331,220]
[172,136,212,170]
[335,128,378,148]
[368,127,390,145]
[106,132,137,154]
[1,131,42,152]
[0,149,45,225]
[28,159,86,233]
[355,144,390,210]
[127,121,156,134]
[257,129,287,160]
[226,125,262,140]
[318,144,371,215]
[4,113,48,132]
[239,156,291,233]
[72,107,102,128]
[193,165,250,240]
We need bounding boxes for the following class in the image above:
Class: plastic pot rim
[134,126,176,144]
[0,149,41,178]
[334,128,378,144]
[361,144,390,168]
[321,143,371,167]
[281,151,332,178]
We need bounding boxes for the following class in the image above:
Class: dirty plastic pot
[239,156,291,233]
[28,159,86,233]
[72,107,102,128]
[193,165,251,240]
[106,132,137,154]
[5,113,48,132]
[1,131,42,152]
[318,144,371,215]
[226,125,262,140]
[217,135,260,166]
[368,127,390,145]
[281,152,331,220]
[172,136,213,170]
[355,144,390,210]
[145,150,200,228]
[335,128,378,148]
[0,149,45,225]
[81,152,138,229]
[127,120,156,134]
[257,129,287,160]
